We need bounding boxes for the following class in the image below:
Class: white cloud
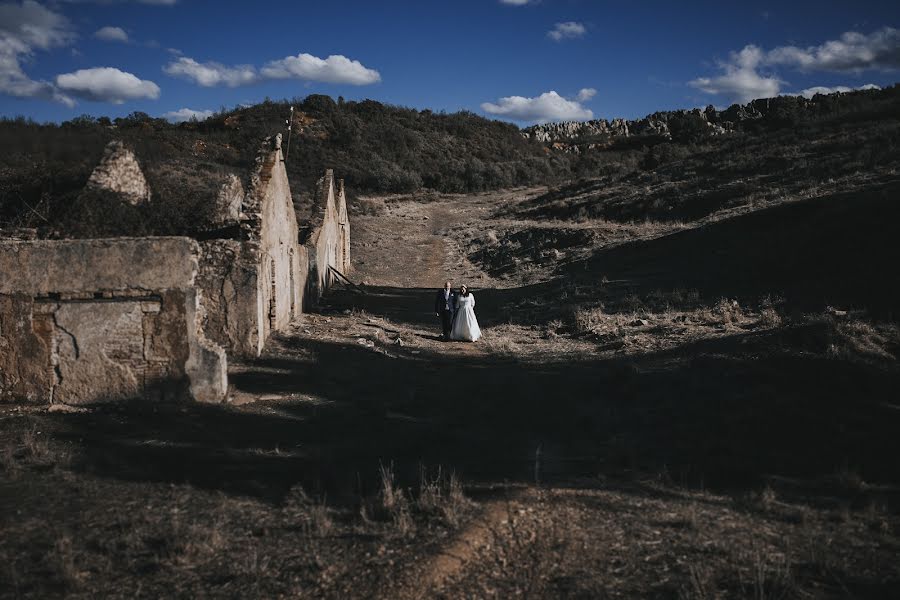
[94,26,128,43]
[163,107,213,122]
[260,53,380,85]
[164,52,381,87]
[56,67,160,103]
[0,0,74,49]
[791,83,881,99]
[766,27,900,72]
[163,57,256,87]
[0,0,75,105]
[499,0,534,5]
[576,87,597,102]
[690,28,900,105]
[689,45,784,103]
[548,22,586,42]
[481,90,593,123]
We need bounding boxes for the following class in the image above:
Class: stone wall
[197,135,309,357]
[196,239,261,356]
[0,134,352,405]
[304,169,351,305]
[0,238,227,405]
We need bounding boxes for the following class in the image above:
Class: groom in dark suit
[434,280,457,341]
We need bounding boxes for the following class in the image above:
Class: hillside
[1,86,899,238]
[0,96,565,237]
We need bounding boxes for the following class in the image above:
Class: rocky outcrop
[522,89,888,147]
[524,108,727,147]
[85,141,151,205]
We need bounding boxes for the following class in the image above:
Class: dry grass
[828,317,898,361]
[480,332,520,356]
[417,466,471,528]
[21,425,51,462]
[378,462,415,537]
[711,297,745,326]
[758,307,783,328]
[352,196,387,216]
[47,534,84,592]
[0,442,18,479]
[680,563,716,600]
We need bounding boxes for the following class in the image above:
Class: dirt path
[341,193,516,361]
[376,491,530,600]
[350,193,502,290]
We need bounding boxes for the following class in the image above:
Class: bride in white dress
[451,285,481,342]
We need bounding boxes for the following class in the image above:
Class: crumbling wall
[198,135,308,356]
[85,141,151,205]
[196,239,261,356]
[0,238,226,405]
[337,179,351,275]
[251,135,304,343]
[304,170,351,305]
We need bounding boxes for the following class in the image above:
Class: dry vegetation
[3,87,900,597]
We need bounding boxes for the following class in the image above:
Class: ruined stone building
[0,135,350,406]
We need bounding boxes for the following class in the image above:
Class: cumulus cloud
[261,53,381,85]
[689,45,783,104]
[0,0,75,105]
[690,28,900,104]
[164,52,381,87]
[481,90,593,123]
[548,22,586,42]
[791,83,880,99]
[56,67,160,103]
[766,28,900,72]
[163,57,256,87]
[163,107,213,122]
[94,26,128,42]
[576,87,597,102]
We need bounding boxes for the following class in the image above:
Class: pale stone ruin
[0,135,351,405]
[84,140,152,205]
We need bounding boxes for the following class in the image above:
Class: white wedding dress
[451,294,481,342]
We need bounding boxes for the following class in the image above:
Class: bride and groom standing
[434,280,482,342]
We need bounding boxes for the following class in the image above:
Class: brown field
[3,181,900,599]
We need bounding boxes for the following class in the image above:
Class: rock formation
[521,90,883,146]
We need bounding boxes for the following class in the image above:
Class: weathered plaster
[0,238,227,404]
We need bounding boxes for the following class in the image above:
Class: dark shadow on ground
[34,184,900,505]
[50,321,900,505]
[564,182,900,317]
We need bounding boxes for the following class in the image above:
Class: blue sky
[1,0,899,125]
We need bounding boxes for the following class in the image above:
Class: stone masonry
[0,134,350,404]
[0,238,227,404]
[85,140,152,205]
